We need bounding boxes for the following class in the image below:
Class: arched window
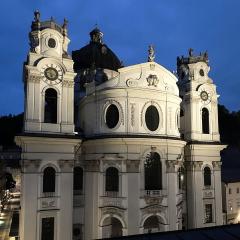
[143,216,161,233]
[204,167,211,186]
[178,167,184,190]
[44,88,57,123]
[144,152,162,190]
[202,108,209,134]
[73,167,83,194]
[43,167,56,193]
[102,217,123,238]
[105,167,119,192]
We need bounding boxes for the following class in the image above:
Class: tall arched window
[73,167,83,194]
[202,108,209,134]
[105,167,119,192]
[44,88,57,123]
[204,167,211,186]
[144,152,162,190]
[43,167,56,193]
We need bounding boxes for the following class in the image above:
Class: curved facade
[16,12,226,240]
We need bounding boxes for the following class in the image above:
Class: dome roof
[72,28,122,71]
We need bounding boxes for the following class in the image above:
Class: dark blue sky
[0,0,239,115]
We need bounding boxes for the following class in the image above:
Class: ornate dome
[72,28,122,71]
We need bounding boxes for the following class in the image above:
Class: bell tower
[177,48,220,142]
[24,10,76,134]
[177,49,225,229]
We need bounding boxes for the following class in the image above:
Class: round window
[145,105,159,131]
[199,69,204,76]
[48,38,56,48]
[105,104,119,129]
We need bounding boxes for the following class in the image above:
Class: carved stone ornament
[166,160,178,173]
[185,161,203,171]
[22,159,41,172]
[144,196,163,205]
[130,103,135,127]
[126,160,140,173]
[101,197,123,208]
[146,74,159,87]
[101,207,125,218]
[142,205,166,216]
[203,190,213,199]
[41,199,56,209]
[212,161,222,171]
[58,159,74,171]
[84,160,100,172]
[126,79,138,87]
[28,74,42,83]
[62,80,74,88]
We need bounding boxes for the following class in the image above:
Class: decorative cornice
[212,161,222,171]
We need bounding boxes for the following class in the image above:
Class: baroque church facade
[15,11,225,240]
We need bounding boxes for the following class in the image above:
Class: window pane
[205,204,213,223]
[44,89,57,123]
[204,167,211,186]
[42,217,54,240]
[43,167,56,193]
[73,167,83,192]
[106,167,119,192]
[105,104,119,129]
[145,105,159,131]
[145,152,162,190]
[202,108,209,134]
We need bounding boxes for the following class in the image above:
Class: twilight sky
[0,0,239,115]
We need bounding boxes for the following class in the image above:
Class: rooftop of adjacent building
[107,224,240,240]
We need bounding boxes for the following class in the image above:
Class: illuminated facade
[15,12,226,240]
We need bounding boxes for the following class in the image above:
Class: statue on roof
[148,45,155,62]
[188,48,193,57]
[34,10,40,22]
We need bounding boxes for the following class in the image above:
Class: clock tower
[24,10,76,134]
[177,49,225,229]
[16,12,81,240]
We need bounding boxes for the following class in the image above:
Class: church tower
[177,49,225,228]
[15,11,81,240]
[24,11,75,134]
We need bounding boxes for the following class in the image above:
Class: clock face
[41,64,63,85]
[44,67,58,81]
[200,91,208,101]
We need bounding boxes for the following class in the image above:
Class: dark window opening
[204,167,211,186]
[44,88,57,124]
[43,167,56,193]
[145,105,159,131]
[178,167,184,190]
[180,109,184,117]
[105,167,119,192]
[105,104,119,129]
[41,217,54,240]
[205,204,213,223]
[145,152,162,190]
[143,216,160,233]
[199,69,205,76]
[73,167,83,194]
[202,108,209,134]
[48,38,56,48]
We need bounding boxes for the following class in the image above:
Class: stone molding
[84,160,100,172]
[126,160,140,173]
[212,161,222,171]
[22,159,42,172]
[58,159,74,171]
[185,161,203,171]
[166,160,182,173]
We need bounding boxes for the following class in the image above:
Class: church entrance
[102,217,123,238]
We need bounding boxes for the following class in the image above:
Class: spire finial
[188,48,194,57]
[62,18,68,36]
[34,10,40,22]
[148,45,155,62]
[90,26,103,44]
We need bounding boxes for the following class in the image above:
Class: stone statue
[34,10,40,22]
[188,48,193,57]
[148,45,155,62]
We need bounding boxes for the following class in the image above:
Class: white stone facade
[15,14,226,240]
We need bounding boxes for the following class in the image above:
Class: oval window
[199,69,204,76]
[145,105,159,131]
[48,38,56,48]
[105,104,119,129]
